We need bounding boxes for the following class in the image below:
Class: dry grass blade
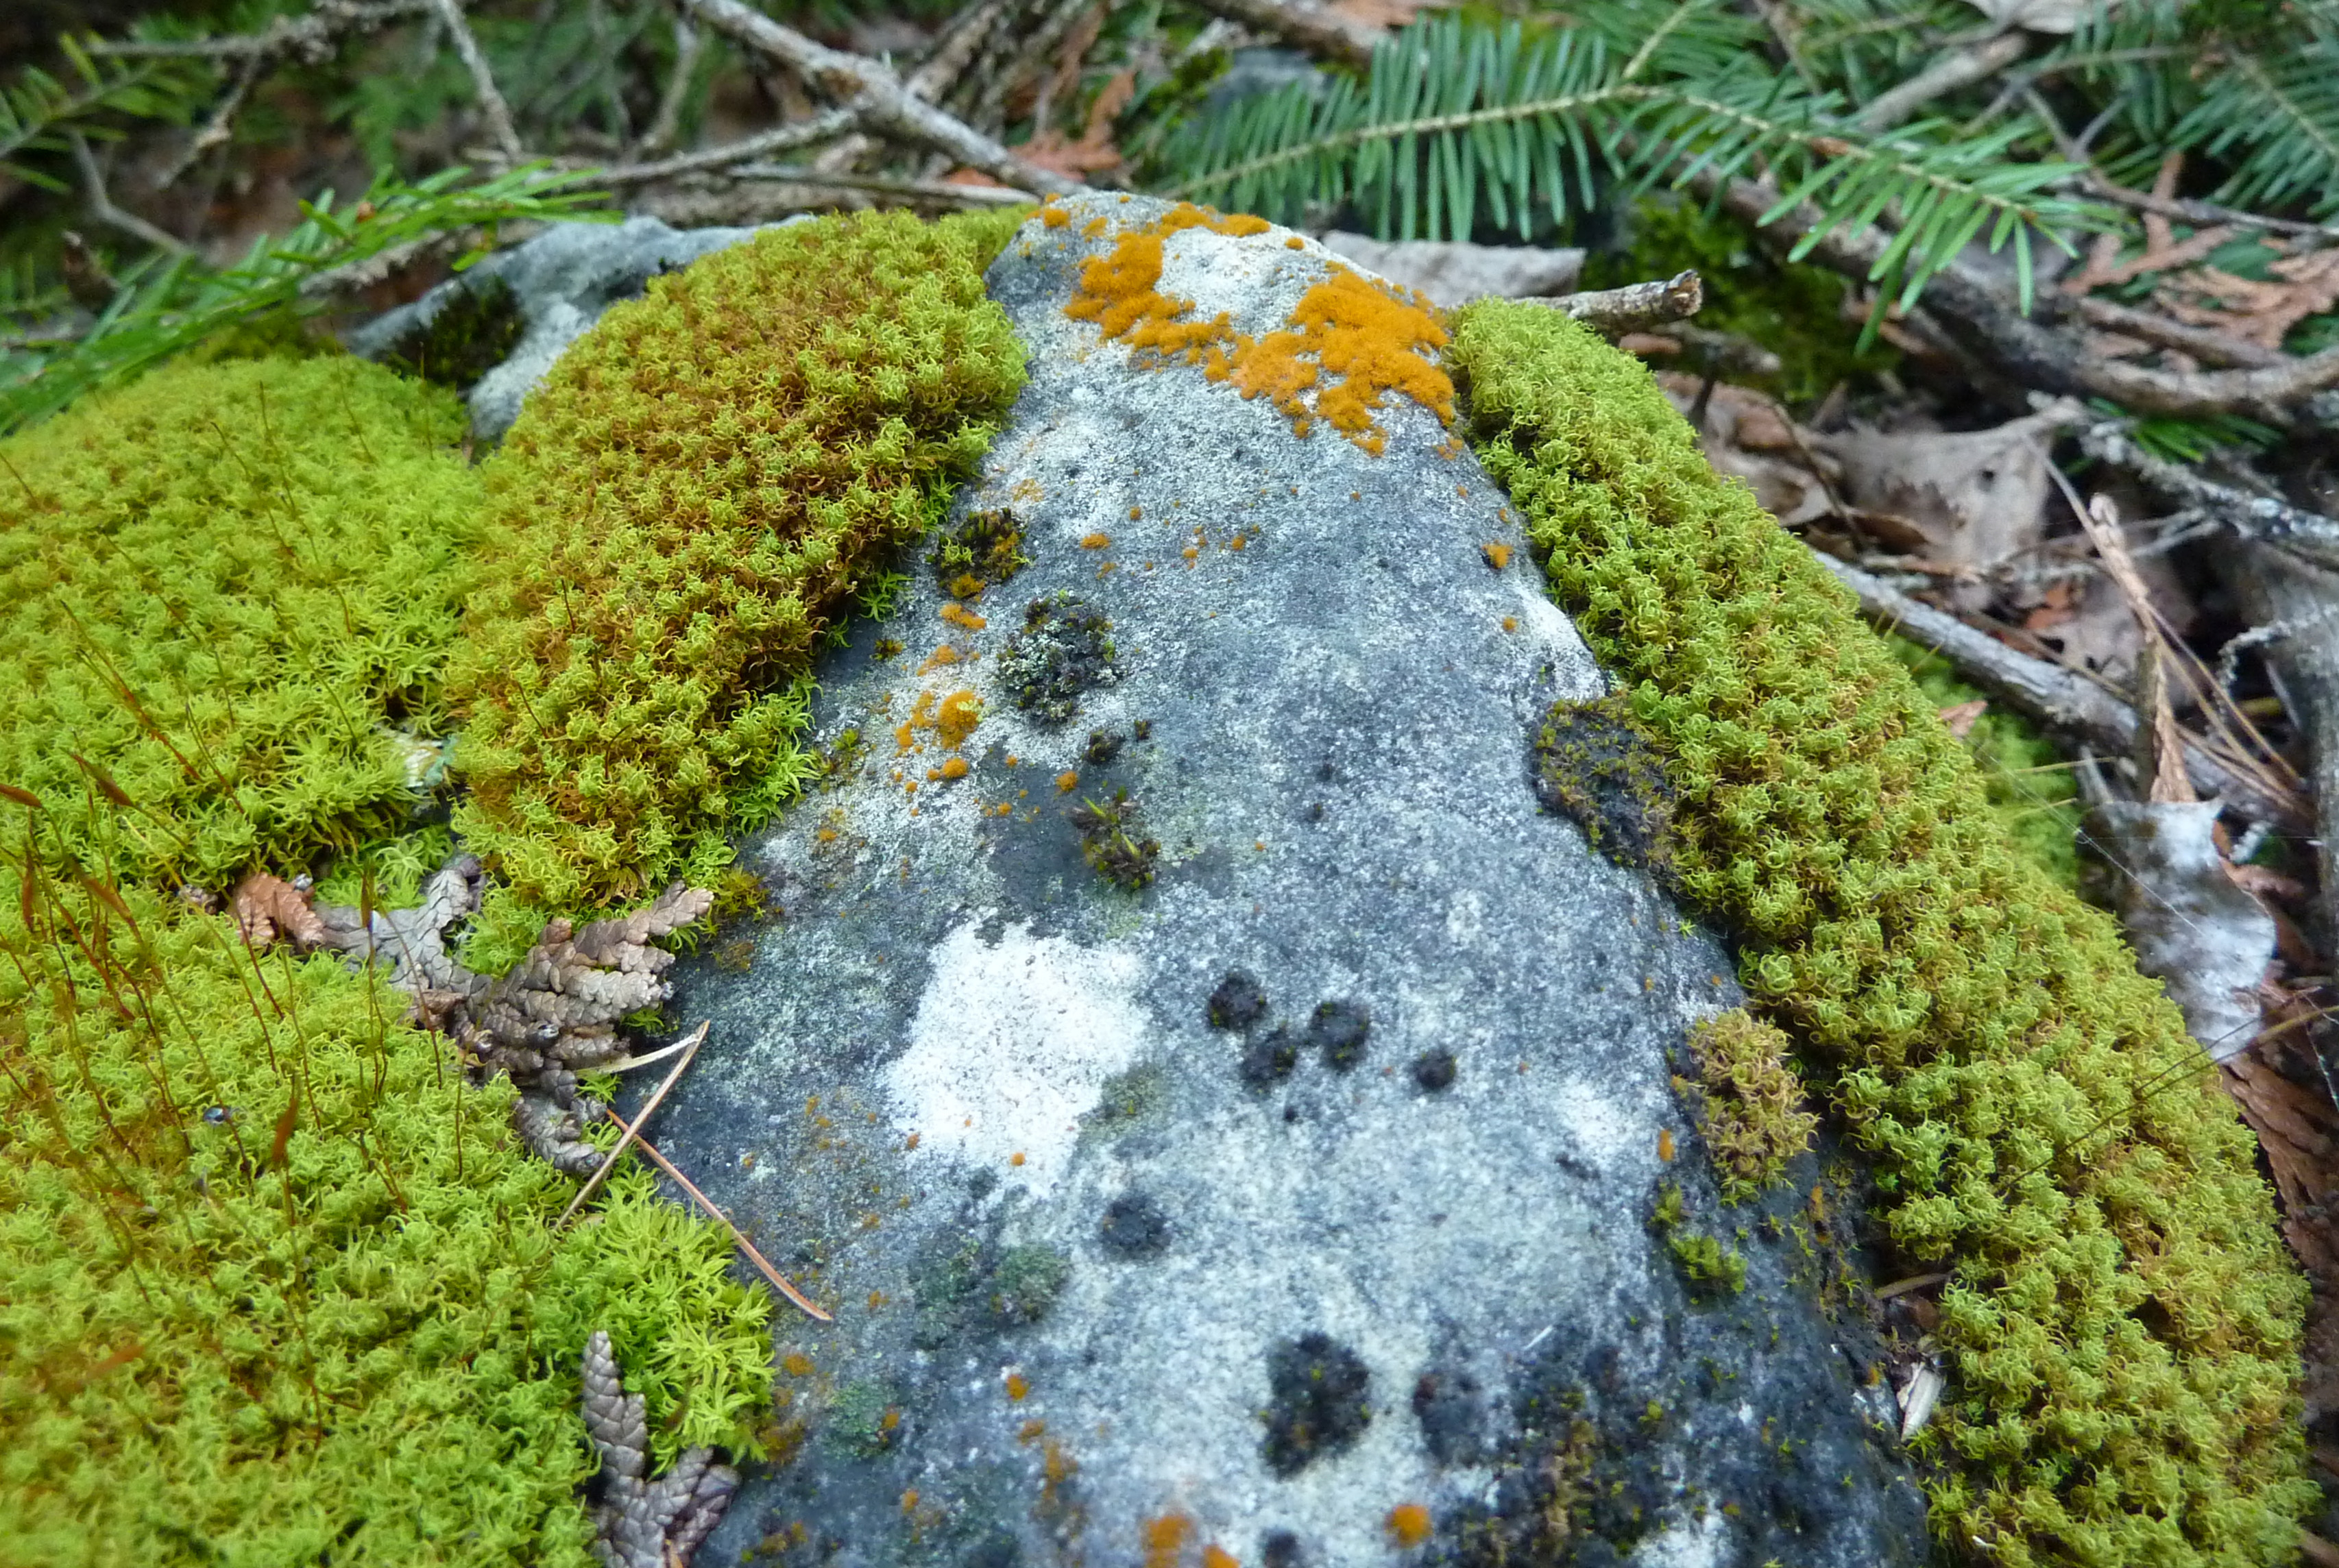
[601,1104,831,1323]
[555,1020,707,1229]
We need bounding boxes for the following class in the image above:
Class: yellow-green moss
[1682,1008,1818,1206]
[0,355,775,1565]
[0,356,484,890]
[1453,300,2313,1567]
[448,210,1030,911]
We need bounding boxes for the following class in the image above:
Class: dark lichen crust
[1260,1331,1373,1476]
[1455,299,2314,1568]
[1531,695,1678,877]
[378,272,525,391]
[995,589,1119,724]
[928,504,1032,600]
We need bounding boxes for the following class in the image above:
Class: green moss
[448,210,1030,911]
[0,356,483,890]
[0,875,771,1567]
[1682,1009,1819,1206]
[1888,633,2082,892]
[378,272,526,391]
[1454,300,2313,1567]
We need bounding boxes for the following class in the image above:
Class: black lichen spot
[1412,1049,1457,1092]
[1099,1192,1171,1258]
[379,273,524,391]
[1208,970,1270,1031]
[1084,728,1126,765]
[959,1530,1022,1567]
[1413,1367,1486,1465]
[1068,792,1159,890]
[1261,1532,1303,1568]
[930,506,1032,598]
[997,591,1118,723]
[1309,1000,1371,1071]
[1239,1025,1299,1090]
[1261,1332,1372,1476]
[1532,696,1677,874]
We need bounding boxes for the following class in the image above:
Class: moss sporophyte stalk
[1453,300,2312,1567]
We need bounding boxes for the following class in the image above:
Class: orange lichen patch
[1143,1515,1194,1568]
[1010,1151,1026,1166]
[782,1353,814,1377]
[1658,1127,1677,1162]
[1006,1373,1030,1401]
[867,1290,888,1309]
[1501,616,1519,632]
[1081,532,1113,549]
[881,1408,901,1432]
[1385,1502,1433,1547]
[1082,215,1111,237]
[905,1132,921,1150]
[1020,1418,1048,1443]
[1043,207,1070,229]
[1056,770,1079,792]
[919,644,963,673]
[939,756,970,781]
[1182,546,1200,564]
[1285,235,1306,250]
[1217,267,1454,455]
[941,600,987,629]
[904,780,920,794]
[1203,1547,1239,1568]
[1227,534,1247,551]
[901,1489,921,1513]
[1457,484,1469,496]
[936,689,982,748]
[1481,541,1512,569]
[1128,505,1143,520]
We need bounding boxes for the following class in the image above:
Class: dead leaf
[232,871,329,953]
[2223,996,2339,1288]
[1017,68,1136,178]
[1937,698,1988,738]
[1654,374,1838,528]
[1815,408,2068,574]
[2022,578,2078,633]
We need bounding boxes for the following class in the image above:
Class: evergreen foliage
[1453,299,2314,1567]
[448,207,1030,910]
[0,355,483,891]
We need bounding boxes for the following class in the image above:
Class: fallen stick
[1527,270,1704,336]
[1183,0,1387,71]
[602,1103,832,1322]
[557,1021,706,1227]
[1816,551,2313,833]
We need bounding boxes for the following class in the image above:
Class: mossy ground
[1453,299,2312,1567]
[0,356,773,1565]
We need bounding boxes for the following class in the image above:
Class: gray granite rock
[638,193,1927,1568]
[350,215,800,439]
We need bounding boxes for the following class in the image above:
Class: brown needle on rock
[557,1020,708,1228]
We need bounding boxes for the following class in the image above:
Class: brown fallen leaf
[231,871,329,953]
[1937,698,1988,738]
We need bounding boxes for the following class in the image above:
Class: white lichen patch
[884,916,1149,1198]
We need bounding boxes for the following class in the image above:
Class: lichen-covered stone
[642,195,1924,1568]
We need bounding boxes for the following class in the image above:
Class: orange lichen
[1143,1515,1193,1568]
[1020,1418,1048,1443]
[881,1408,901,1432]
[1081,532,1113,549]
[1501,616,1519,633]
[941,601,987,629]
[901,1489,921,1512]
[1202,1547,1239,1568]
[1285,235,1305,250]
[1056,770,1079,792]
[936,689,982,748]
[1043,207,1070,229]
[1385,1502,1433,1547]
[868,1290,887,1309]
[1481,541,1512,569]
[1064,204,1451,453]
[1006,1373,1030,1401]
[919,645,962,672]
[939,756,970,781]
[904,1132,921,1150]
[1009,1151,1026,1166]
[1658,1127,1677,1162]
[782,1353,814,1377]
[1227,534,1246,551]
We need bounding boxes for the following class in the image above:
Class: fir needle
[556,1020,706,1228]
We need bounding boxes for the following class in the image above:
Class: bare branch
[1183,0,1383,71]
[2078,422,2339,574]
[68,134,191,258]
[157,56,260,188]
[426,0,526,166]
[90,0,431,62]
[2055,294,2284,371]
[731,162,1038,204]
[583,103,867,188]
[635,8,703,158]
[676,0,1087,195]
[1817,550,2312,831]
[812,0,1013,176]
[1852,28,2032,132]
[1526,269,1704,335]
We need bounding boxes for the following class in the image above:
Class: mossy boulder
[628,193,1928,1568]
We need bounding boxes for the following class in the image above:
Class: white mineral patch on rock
[884,917,1148,1198]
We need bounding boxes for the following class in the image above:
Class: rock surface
[352,214,797,439]
[1320,230,1585,306]
[617,194,1927,1567]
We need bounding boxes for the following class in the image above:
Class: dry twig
[1531,269,1704,336]
[425,0,525,164]
[1182,0,1385,70]
[601,1103,832,1321]
[556,1021,707,1227]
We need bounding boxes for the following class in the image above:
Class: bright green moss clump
[1453,302,2314,1567]
[0,873,773,1566]
[450,209,1030,908]
[0,356,483,888]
